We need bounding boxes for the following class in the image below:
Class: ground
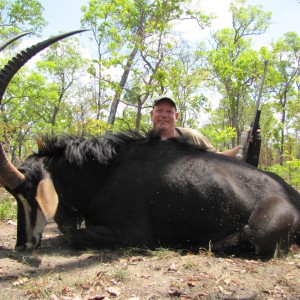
[1,220,300,300]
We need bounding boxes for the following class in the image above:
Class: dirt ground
[1,220,300,300]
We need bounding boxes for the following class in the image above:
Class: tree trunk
[107,11,145,127]
[107,46,139,126]
[279,107,286,166]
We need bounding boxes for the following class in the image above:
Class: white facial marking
[18,194,32,247]
[18,194,47,249]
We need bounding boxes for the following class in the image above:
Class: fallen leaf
[88,296,110,300]
[196,291,209,297]
[130,256,144,262]
[168,289,183,297]
[12,277,29,286]
[290,244,299,253]
[107,287,121,297]
[168,263,177,271]
[187,281,196,287]
[7,220,16,226]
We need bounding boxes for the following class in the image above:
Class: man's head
[150,95,178,138]
[152,95,177,111]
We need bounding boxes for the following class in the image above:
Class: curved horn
[0,32,31,52]
[0,29,88,102]
[0,143,25,189]
[0,29,88,190]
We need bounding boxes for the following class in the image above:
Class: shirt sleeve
[176,127,217,152]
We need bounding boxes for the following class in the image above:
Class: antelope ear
[36,138,44,151]
[36,174,58,221]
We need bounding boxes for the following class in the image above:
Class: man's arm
[219,145,241,157]
[177,127,242,158]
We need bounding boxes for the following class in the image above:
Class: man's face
[150,101,178,132]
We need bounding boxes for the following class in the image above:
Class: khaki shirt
[176,127,217,152]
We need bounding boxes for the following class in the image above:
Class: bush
[267,159,300,191]
[0,192,17,221]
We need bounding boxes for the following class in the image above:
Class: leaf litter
[1,221,300,299]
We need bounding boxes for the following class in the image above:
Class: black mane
[30,130,160,166]
[24,129,207,167]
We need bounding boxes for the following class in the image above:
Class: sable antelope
[1,30,300,257]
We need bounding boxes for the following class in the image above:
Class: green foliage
[0,194,16,221]
[71,118,112,136]
[230,0,272,37]
[265,31,300,164]
[81,0,213,127]
[201,0,272,145]
[0,0,47,36]
[201,125,237,151]
[267,160,300,191]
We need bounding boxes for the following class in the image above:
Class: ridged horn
[0,29,88,103]
[0,32,31,52]
[0,29,88,190]
[0,143,25,189]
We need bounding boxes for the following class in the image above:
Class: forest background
[1,0,300,189]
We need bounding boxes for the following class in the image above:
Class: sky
[39,0,86,36]
[38,0,300,48]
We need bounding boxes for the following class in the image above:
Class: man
[150,95,241,157]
